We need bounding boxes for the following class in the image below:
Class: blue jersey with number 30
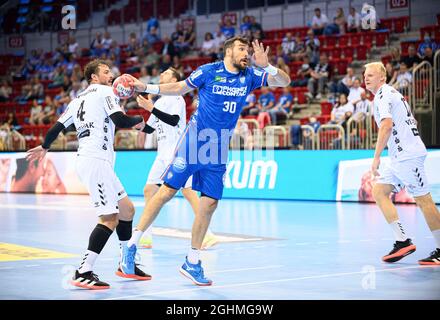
[185,61,268,141]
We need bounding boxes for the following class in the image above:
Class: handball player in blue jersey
[122,36,290,286]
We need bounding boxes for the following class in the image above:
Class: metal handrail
[300,124,316,150]
[316,124,345,150]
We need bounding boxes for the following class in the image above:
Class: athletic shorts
[76,156,127,216]
[161,121,227,200]
[146,158,192,188]
[377,155,430,197]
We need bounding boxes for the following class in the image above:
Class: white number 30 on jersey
[223,101,237,114]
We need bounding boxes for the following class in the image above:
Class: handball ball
[112,75,134,99]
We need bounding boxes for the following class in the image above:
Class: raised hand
[122,73,146,92]
[26,145,48,163]
[252,40,270,68]
[136,94,154,112]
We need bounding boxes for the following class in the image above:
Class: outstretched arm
[26,121,65,162]
[252,40,291,87]
[124,74,194,96]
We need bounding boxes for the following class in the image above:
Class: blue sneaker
[179,257,212,286]
[120,244,136,275]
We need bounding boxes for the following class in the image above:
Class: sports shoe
[70,270,110,290]
[418,248,440,266]
[179,257,212,286]
[201,233,219,250]
[115,264,152,280]
[120,244,137,274]
[382,238,416,263]
[139,236,153,249]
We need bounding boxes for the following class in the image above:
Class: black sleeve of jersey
[151,107,180,127]
[110,111,143,128]
[42,122,65,149]
[142,124,155,134]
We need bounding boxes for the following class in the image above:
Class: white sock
[78,250,99,274]
[127,229,143,248]
[390,220,407,242]
[187,247,200,264]
[432,229,440,249]
[119,241,128,259]
[143,226,153,239]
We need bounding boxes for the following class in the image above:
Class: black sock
[87,224,113,254]
[116,220,132,241]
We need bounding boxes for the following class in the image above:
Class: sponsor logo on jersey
[173,157,187,172]
[216,69,224,73]
[214,75,227,83]
[240,76,246,84]
[212,85,247,97]
[253,69,263,76]
[228,79,236,83]
[78,129,90,139]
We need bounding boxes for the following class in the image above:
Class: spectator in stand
[393,62,412,94]
[68,36,80,58]
[171,56,184,76]
[139,66,151,85]
[4,112,19,130]
[276,57,290,76]
[184,25,196,49]
[0,80,12,102]
[90,32,105,57]
[291,35,307,61]
[109,40,121,63]
[307,54,330,100]
[159,54,172,73]
[241,93,257,117]
[69,81,82,100]
[146,27,160,44]
[161,36,177,59]
[324,8,346,35]
[390,47,401,69]
[146,16,160,35]
[329,93,353,125]
[417,35,438,57]
[61,75,72,92]
[240,16,252,38]
[221,17,236,39]
[37,58,55,80]
[16,84,32,103]
[201,32,218,59]
[26,49,43,73]
[275,86,294,119]
[171,24,184,44]
[149,67,160,84]
[40,95,56,125]
[249,16,264,38]
[29,99,43,125]
[28,77,44,100]
[347,7,361,33]
[144,46,160,68]
[352,91,372,122]
[347,78,365,106]
[291,56,312,87]
[421,46,434,65]
[385,62,397,84]
[311,8,329,36]
[329,66,355,97]
[255,87,275,128]
[281,32,296,58]
[213,27,227,53]
[174,35,190,56]
[126,32,140,57]
[400,45,421,71]
[305,28,320,65]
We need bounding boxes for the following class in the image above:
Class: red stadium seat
[356,45,369,60]
[380,18,393,31]
[393,16,408,33]
[361,32,374,46]
[320,102,332,116]
[374,32,389,47]
[338,35,349,47]
[349,34,361,46]
[341,46,354,59]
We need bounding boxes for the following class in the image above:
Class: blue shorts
[161,121,227,200]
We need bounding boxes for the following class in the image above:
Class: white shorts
[76,156,127,216]
[146,158,192,188]
[377,156,430,197]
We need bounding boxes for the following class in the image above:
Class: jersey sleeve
[101,85,123,116]
[185,64,210,89]
[375,90,393,123]
[146,113,156,128]
[57,102,74,127]
[249,67,268,92]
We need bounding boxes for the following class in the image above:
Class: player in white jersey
[135,68,218,250]
[365,62,440,265]
[26,60,151,289]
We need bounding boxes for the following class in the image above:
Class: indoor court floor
[0,193,439,300]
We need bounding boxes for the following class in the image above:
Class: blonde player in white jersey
[26,59,151,289]
[135,68,218,250]
[365,62,440,265]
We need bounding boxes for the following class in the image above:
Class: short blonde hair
[364,62,387,78]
